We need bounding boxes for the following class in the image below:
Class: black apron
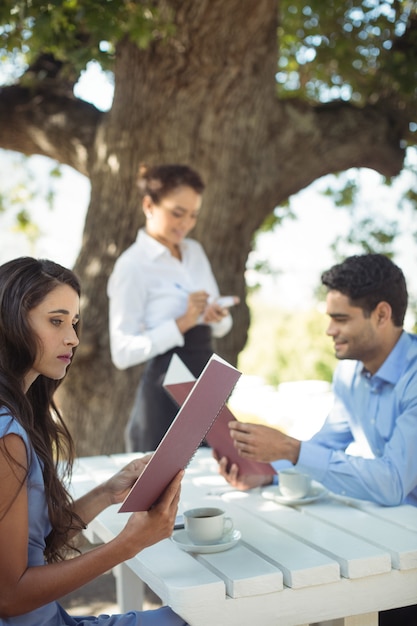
[125,325,213,452]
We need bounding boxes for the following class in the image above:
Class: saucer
[171,529,241,553]
[262,483,327,506]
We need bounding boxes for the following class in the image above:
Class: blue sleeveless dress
[0,413,187,626]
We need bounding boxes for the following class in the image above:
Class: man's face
[325,290,381,365]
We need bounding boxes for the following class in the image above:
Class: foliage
[276,0,417,252]
[0,1,174,79]
[246,204,297,292]
[1,1,416,120]
[252,145,417,290]
[1,1,416,257]
[278,1,417,119]
[238,296,336,387]
[275,0,417,235]
[0,152,62,244]
[325,150,417,259]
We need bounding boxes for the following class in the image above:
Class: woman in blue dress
[0,257,187,626]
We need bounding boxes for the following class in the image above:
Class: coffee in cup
[278,468,311,499]
[183,507,233,544]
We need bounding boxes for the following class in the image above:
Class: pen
[174,283,191,293]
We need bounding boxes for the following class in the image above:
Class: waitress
[108,163,235,452]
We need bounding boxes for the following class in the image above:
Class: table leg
[313,614,377,626]
[112,563,144,612]
[344,614,378,626]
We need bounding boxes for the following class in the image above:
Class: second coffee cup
[278,468,312,499]
[183,507,233,545]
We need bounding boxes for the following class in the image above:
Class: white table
[70,449,417,626]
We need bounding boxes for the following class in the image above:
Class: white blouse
[107,229,233,369]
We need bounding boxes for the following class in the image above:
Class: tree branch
[265,99,407,204]
[316,100,407,174]
[0,83,103,175]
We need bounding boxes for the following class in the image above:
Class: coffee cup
[183,507,233,545]
[278,468,311,499]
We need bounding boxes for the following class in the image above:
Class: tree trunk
[57,0,280,453]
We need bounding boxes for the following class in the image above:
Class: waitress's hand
[203,301,230,323]
[176,290,209,333]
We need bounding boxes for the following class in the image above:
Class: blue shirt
[274,331,417,507]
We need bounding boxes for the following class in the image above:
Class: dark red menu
[163,354,276,479]
[118,353,241,512]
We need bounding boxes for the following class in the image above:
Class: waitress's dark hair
[137,163,205,203]
[0,257,85,562]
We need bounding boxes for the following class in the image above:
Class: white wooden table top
[70,449,417,626]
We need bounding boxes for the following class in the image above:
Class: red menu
[163,354,276,479]
[118,353,241,512]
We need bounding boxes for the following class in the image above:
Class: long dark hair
[0,257,85,562]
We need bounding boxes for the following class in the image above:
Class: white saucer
[262,483,327,506]
[171,529,241,553]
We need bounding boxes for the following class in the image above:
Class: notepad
[163,354,276,479]
[118,353,241,512]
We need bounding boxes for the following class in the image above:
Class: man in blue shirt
[218,254,417,626]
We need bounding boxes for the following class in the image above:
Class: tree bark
[0,0,408,454]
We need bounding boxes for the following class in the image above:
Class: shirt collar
[136,228,187,261]
[362,331,409,386]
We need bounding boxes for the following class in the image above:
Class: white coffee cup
[278,468,311,499]
[183,507,234,545]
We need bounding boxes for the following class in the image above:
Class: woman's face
[144,185,202,252]
[24,284,80,392]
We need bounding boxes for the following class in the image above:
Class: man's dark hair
[321,254,407,327]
